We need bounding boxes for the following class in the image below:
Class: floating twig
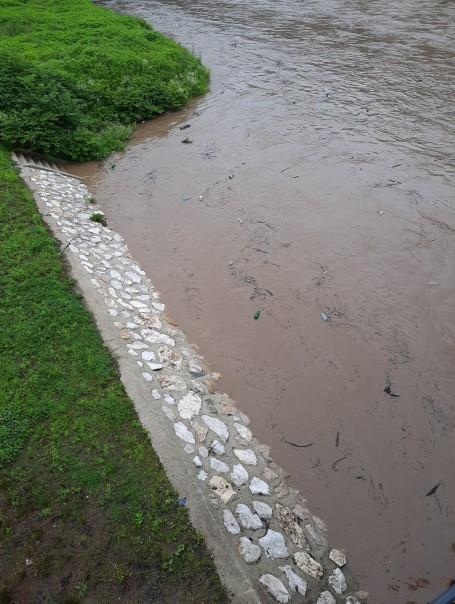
[283,439,313,448]
[332,455,348,471]
[426,482,441,497]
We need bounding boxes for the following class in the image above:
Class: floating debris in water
[425,482,441,497]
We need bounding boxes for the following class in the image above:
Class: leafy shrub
[0,0,209,161]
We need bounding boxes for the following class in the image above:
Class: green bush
[0,0,209,161]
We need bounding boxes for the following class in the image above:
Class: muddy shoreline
[68,1,455,601]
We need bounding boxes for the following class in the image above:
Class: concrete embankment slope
[15,153,366,604]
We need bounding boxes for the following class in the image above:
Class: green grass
[0,0,209,161]
[0,147,227,602]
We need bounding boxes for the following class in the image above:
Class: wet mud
[67,1,455,601]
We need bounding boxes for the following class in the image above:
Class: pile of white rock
[24,164,366,604]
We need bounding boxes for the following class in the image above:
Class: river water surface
[68,1,455,601]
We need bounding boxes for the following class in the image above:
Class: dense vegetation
[0,0,209,161]
[0,148,226,602]
[0,3,222,600]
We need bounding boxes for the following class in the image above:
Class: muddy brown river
[68,1,455,601]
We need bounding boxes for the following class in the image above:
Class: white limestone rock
[275,503,306,547]
[230,463,249,487]
[219,399,238,417]
[233,448,257,465]
[193,456,202,467]
[304,522,328,547]
[252,500,273,519]
[146,362,163,371]
[199,445,209,458]
[190,379,206,394]
[313,515,328,533]
[118,300,132,310]
[157,345,182,369]
[163,393,175,405]
[141,350,155,361]
[274,482,289,499]
[209,476,235,503]
[210,458,230,473]
[249,477,270,495]
[159,375,187,392]
[202,415,229,441]
[192,421,207,442]
[110,269,122,280]
[129,341,148,350]
[317,592,336,604]
[142,372,153,382]
[184,443,194,454]
[125,270,141,283]
[329,548,347,568]
[234,422,252,441]
[174,422,195,445]
[259,574,290,603]
[142,315,162,329]
[235,504,262,530]
[188,359,204,375]
[328,567,347,594]
[144,330,175,347]
[237,536,261,564]
[211,439,225,455]
[178,392,202,420]
[223,509,241,535]
[259,530,289,559]
[151,389,161,400]
[345,597,361,604]
[293,551,324,579]
[279,565,307,596]
[197,469,208,481]
[131,300,149,310]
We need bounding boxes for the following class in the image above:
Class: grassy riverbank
[0,0,209,161]
[0,148,226,601]
[0,1,222,599]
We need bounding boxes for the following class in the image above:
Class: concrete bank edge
[17,158,365,604]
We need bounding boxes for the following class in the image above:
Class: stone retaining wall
[19,159,366,604]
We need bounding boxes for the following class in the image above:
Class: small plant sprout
[134,511,144,527]
[90,211,107,227]
[75,579,88,598]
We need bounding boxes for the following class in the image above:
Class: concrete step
[11,152,83,181]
